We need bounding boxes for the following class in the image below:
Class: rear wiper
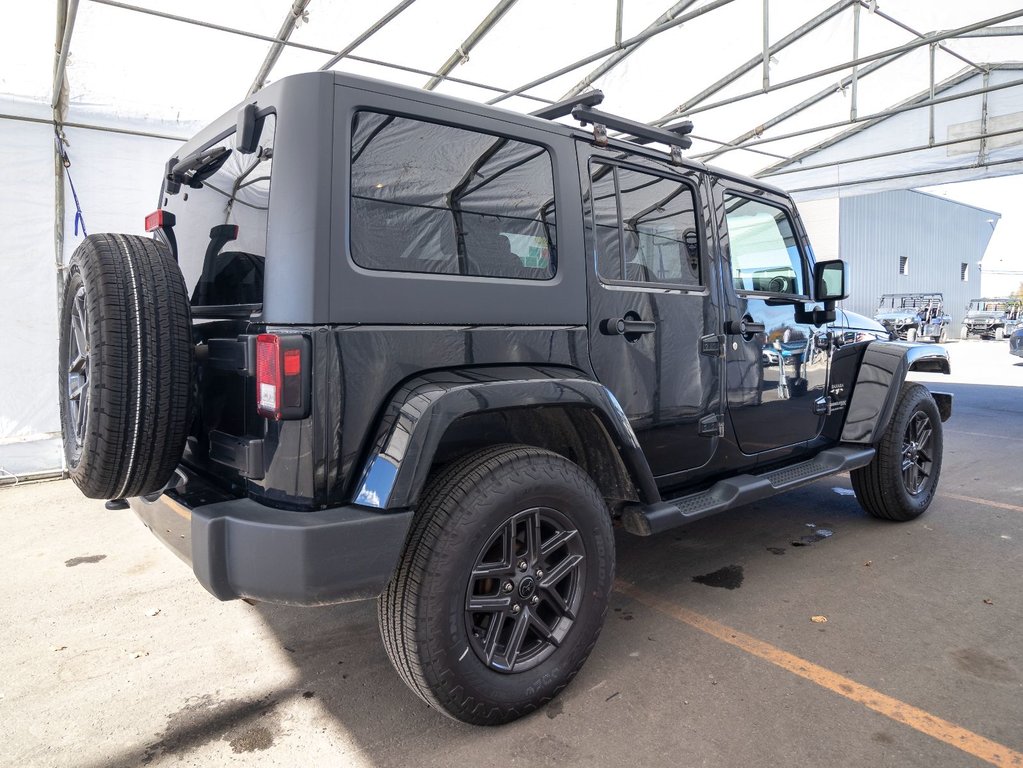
[165,146,232,194]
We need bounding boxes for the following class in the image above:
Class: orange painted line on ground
[615,579,1023,768]
[941,492,1023,514]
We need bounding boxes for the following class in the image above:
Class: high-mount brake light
[255,334,310,420]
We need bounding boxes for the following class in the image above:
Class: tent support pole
[560,0,700,100]
[318,0,418,72]
[652,0,855,123]
[762,0,770,91]
[424,0,518,91]
[758,125,1023,178]
[52,0,79,479]
[248,0,312,96]
[615,0,623,47]
[850,1,859,120]
[695,74,1023,160]
[487,0,735,105]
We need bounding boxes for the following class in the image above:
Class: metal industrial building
[798,189,997,328]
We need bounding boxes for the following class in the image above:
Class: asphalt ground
[2,340,1021,768]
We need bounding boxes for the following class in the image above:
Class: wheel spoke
[917,426,932,452]
[523,510,542,566]
[540,583,576,621]
[483,612,506,666]
[503,611,530,670]
[528,611,559,648]
[466,593,512,613]
[540,527,578,558]
[76,390,88,435]
[539,553,583,590]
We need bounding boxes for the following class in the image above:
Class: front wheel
[995,327,1005,341]
[906,327,918,342]
[851,383,942,521]
[938,327,948,344]
[960,325,970,340]
[379,445,614,725]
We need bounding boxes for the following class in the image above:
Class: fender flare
[841,342,950,444]
[351,366,658,509]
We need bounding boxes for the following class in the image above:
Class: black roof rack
[571,105,694,163]
[529,89,605,120]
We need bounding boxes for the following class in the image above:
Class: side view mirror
[814,259,849,302]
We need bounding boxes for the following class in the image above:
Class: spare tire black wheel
[59,233,193,499]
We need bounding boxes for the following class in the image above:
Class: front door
[580,146,721,478]
[716,187,829,454]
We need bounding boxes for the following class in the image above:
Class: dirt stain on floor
[139,693,281,764]
[950,648,1019,683]
[692,564,744,590]
[64,554,106,567]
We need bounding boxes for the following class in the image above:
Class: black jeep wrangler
[58,72,952,725]
[873,293,951,343]
[961,297,1022,340]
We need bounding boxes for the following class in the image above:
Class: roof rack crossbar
[530,89,605,120]
[571,106,694,151]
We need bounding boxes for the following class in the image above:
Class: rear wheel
[851,383,942,522]
[379,445,614,725]
[58,234,193,499]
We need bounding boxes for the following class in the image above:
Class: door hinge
[698,414,725,438]
[700,334,725,357]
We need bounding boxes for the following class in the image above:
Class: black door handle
[601,316,656,337]
[725,316,766,336]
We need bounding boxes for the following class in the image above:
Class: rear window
[163,113,276,309]
[349,111,556,280]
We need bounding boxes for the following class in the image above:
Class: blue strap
[54,132,88,238]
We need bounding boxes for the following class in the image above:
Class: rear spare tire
[59,234,193,499]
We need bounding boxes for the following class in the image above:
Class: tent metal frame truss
[48,0,1023,190]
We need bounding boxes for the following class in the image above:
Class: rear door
[579,145,722,478]
[715,185,829,455]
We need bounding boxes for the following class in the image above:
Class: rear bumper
[130,471,413,606]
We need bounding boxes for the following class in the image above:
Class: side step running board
[622,445,876,537]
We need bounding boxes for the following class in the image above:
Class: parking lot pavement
[2,340,1021,768]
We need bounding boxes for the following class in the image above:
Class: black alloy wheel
[65,281,91,449]
[465,506,585,674]
[901,411,934,496]
[379,444,614,725]
[851,382,943,522]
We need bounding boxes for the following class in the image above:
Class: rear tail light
[255,333,310,420]
[144,209,175,232]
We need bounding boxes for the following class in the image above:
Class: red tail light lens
[255,333,310,420]
[145,209,164,232]
[255,334,281,418]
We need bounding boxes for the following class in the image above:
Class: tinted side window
[589,162,702,287]
[724,194,806,296]
[350,111,556,280]
[163,114,275,307]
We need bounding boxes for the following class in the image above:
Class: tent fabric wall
[0,116,61,478]
[0,112,181,478]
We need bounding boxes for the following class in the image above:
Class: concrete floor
[2,340,1021,768]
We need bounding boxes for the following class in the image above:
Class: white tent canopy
[2,0,1022,478]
